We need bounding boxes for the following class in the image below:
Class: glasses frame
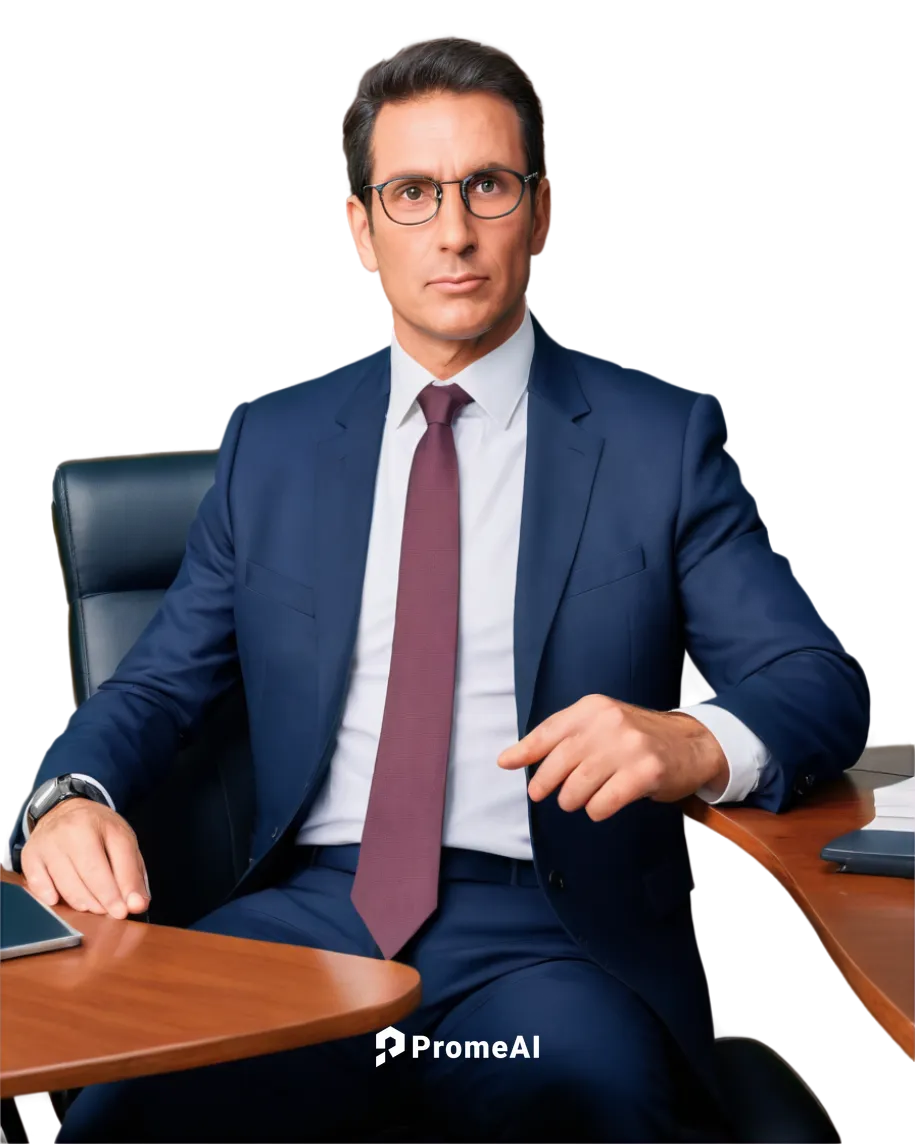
[362,167,540,226]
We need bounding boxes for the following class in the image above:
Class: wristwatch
[25,774,109,835]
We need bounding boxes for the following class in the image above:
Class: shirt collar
[388,301,534,432]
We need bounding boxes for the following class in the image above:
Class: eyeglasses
[363,167,539,226]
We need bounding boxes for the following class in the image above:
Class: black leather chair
[6,450,842,1143]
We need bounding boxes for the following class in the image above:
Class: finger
[499,707,576,768]
[105,826,150,914]
[75,832,135,917]
[526,737,582,801]
[21,851,60,907]
[584,765,652,822]
[43,850,108,915]
[555,751,618,813]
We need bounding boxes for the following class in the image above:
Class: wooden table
[4,747,911,1105]
[0,867,421,1099]
[683,745,914,1058]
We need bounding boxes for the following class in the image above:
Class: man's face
[347,90,550,343]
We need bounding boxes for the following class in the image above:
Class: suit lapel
[312,351,390,765]
[513,315,603,737]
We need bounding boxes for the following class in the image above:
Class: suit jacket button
[548,869,565,891]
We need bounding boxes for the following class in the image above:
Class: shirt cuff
[673,703,771,804]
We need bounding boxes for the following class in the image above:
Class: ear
[530,176,551,257]
[346,194,379,273]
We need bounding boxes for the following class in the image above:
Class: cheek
[381,237,434,285]
[493,231,529,274]
[485,256,522,298]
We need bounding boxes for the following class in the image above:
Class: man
[10,35,868,1144]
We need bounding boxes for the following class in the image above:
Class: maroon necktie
[351,381,475,960]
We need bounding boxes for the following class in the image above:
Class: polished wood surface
[0,868,421,1098]
[683,747,914,1059]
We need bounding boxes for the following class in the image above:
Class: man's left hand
[497,694,728,821]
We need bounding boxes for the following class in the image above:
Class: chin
[421,297,498,340]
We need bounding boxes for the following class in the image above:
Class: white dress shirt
[22,303,770,852]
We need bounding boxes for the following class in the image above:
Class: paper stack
[862,775,915,833]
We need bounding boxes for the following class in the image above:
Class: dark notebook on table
[820,774,915,879]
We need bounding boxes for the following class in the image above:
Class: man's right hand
[21,798,151,919]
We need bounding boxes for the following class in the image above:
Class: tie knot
[417,382,475,427]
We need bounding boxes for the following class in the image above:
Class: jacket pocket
[564,543,646,599]
[244,560,315,616]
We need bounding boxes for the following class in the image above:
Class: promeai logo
[376,1025,406,1067]
[374,1025,540,1067]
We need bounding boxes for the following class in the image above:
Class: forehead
[371,91,526,180]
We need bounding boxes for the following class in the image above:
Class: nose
[435,181,477,254]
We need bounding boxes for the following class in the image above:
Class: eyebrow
[378,161,512,182]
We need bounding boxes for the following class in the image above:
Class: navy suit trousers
[57,844,731,1143]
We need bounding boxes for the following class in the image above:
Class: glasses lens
[465,170,524,218]
[382,178,439,224]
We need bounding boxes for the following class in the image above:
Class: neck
[393,297,527,381]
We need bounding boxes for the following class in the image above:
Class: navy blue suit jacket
[11,311,869,1103]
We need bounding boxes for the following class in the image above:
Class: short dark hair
[342,37,545,229]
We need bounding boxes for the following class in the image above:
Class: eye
[468,173,503,195]
[388,179,436,203]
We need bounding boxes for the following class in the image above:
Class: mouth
[427,275,487,294]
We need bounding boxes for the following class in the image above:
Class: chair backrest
[54,451,218,700]
[52,451,254,927]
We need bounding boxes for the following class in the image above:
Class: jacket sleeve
[8,402,249,871]
[674,393,869,813]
